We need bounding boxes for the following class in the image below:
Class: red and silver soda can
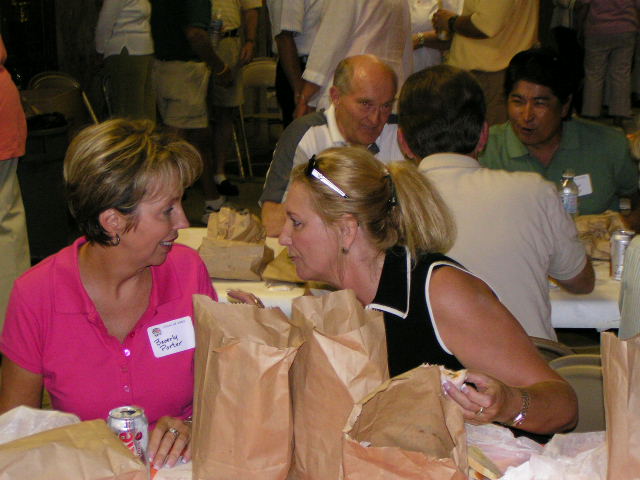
[610,230,635,280]
[107,405,149,462]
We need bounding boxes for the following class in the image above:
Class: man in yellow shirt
[433,0,539,125]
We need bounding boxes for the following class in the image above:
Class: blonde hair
[290,146,455,258]
[64,118,202,245]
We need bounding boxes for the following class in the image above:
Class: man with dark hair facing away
[397,64,594,341]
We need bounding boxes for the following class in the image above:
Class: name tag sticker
[148,316,195,358]
[574,174,592,196]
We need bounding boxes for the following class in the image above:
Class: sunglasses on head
[305,155,349,198]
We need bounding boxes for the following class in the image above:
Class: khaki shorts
[208,36,244,108]
[154,60,210,129]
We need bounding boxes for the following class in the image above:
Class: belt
[221,28,240,38]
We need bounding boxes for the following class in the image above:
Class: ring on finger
[167,427,179,437]
[476,406,484,416]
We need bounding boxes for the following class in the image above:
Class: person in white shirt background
[409,0,463,73]
[293,0,412,118]
[95,0,155,121]
[266,0,324,126]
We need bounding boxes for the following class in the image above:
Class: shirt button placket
[121,340,133,397]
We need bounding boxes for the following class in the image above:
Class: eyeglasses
[305,155,349,198]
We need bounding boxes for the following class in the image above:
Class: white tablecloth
[177,228,621,330]
[550,261,620,331]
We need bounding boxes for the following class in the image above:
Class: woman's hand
[148,416,192,470]
[442,371,518,425]
[226,289,265,307]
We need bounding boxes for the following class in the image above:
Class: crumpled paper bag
[342,364,467,480]
[192,295,303,480]
[153,461,192,480]
[199,207,274,280]
[601,331,640,479]
[0,419,146,479]
[206,206,265,242]
[0,406,80,445]
[262,248,304,284]
[500,431,606,480]
[288,289,389,480]
[575,210,627,260]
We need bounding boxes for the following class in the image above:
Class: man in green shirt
[480,48,638,217]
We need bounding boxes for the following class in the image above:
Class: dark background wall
[1,0,103,113]
[1,0,271,119]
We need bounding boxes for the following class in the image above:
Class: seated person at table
[0,119,216,470]
[479,48,639,223]
[397,64,594,341]
[279,147,578,435]
[260,54,404,237]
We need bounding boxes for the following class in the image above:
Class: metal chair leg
[238,106,253,177]
[232,120,246,179]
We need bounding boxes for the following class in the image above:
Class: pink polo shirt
[0,238,217,428]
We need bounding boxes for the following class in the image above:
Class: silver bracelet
[507,389,530,427]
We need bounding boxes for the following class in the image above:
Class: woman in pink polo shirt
[0,119,216,470]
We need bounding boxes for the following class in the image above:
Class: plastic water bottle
[559,169,579,218]
[210,11,223,48]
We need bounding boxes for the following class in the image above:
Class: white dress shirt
[266,0,325,55]
[95,0,154,57]
[410,0,463,72]
[302,0,413,109]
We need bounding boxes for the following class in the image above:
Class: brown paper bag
[200,207,274,280]
[0,419,146,479]
[601,332,640,479]
[192,295,303,480]
[575,210,626,260]
[199,236,274,280]
[342,365,467,480]
[289,289,389,480]
[262,248,304,284]
[207,206,265,242]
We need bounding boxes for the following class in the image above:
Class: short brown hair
[290,146,455,258]
[64,118,202,245]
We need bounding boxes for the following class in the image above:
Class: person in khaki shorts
[0,34,29,332]
[151,0,232,219]
[208,0,261,198]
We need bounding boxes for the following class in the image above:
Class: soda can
[610,230,635,280]
[107,405,149,462]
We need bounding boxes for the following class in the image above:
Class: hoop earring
[111,233,120,247]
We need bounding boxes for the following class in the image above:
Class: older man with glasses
[260,54,405,237]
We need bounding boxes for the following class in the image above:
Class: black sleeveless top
[368,246,465,377]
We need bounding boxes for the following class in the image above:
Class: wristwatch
[448,15,459,34]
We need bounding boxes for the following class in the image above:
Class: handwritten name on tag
[147,316,195,358]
